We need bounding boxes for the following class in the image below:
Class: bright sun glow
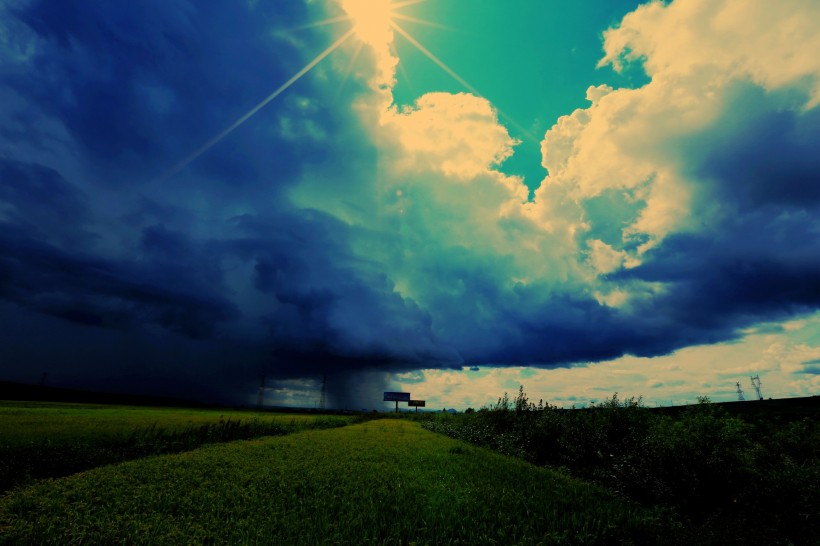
[163,0,505,180]
[341,0,396,46]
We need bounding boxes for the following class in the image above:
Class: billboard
[383,391,411,402]
[408,400,426,407]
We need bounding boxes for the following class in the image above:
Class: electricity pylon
[750,375,763,400]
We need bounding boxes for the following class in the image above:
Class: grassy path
[0,401,356,491]
[1,419,669,545]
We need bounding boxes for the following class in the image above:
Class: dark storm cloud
[799,360,820,375]
[605,91,820,355]
[3,0,331,185]
[0,0,390,402]
[0,158,90,239]
[700,96,820,210]
[0,299,267,403]
[0,155,238,338]
[0,224,240,337]
[457,287,709,367]
[458,85,820,368]
[223,211,460,373]
[1,0,818,407]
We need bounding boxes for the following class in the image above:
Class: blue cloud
[7,1,320,179]
[800,359,820,375]
[613,88,820,342]
[0,0,818,407]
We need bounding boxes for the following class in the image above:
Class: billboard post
[383,391,411,413]
[408,400,426,413]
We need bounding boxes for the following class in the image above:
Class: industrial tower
[750,375,764,400]
[735,381,745,401]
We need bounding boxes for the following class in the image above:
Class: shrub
[421,387,819,544]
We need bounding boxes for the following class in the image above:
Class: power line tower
[319,374,327,410]
[750,375,763,400]
[736,381,745,401]
[256,375,266,410]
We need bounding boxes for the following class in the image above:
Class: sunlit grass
[0,401,357,492]
[0,419,669,544]
[0,400,335,445]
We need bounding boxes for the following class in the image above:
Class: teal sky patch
[519,368,538,380]
[390,0,649,194]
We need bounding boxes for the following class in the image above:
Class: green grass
[420,392,819,544]
[0,401,339,446]
[0,419,671,545]
[0,401,358,492]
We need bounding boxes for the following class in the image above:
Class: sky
[1,0,818,410]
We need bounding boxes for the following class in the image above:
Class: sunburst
[160,0,531,181]
[342,0,398,46]
[326,0,535,142]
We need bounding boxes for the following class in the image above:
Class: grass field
[420,391,819,544]
[0,401,347,446]
[0,401,358,492]
[0,419,670,545]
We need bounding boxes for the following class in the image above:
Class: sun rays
[158,27,355,183]
[343,1,539,142]
[341,0,397,46]
[159,0,529,181]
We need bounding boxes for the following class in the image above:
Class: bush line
[420,388,818,544]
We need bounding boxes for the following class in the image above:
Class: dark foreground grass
[0,419,673,545]
[0,401,357,492]
[419,391,819,545]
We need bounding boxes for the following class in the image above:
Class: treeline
[421,388,818,545]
